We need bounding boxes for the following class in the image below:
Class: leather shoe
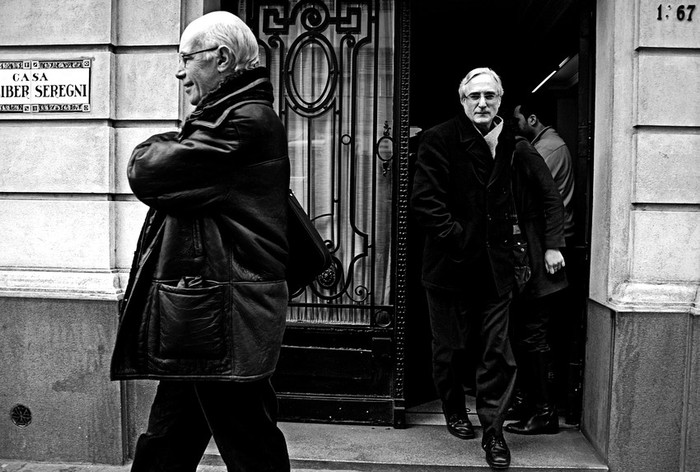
[446,413,475,439]
[482,432,511,469]
[505,404,559,435]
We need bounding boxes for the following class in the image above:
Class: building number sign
[657,4,696,20]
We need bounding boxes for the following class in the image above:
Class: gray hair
[192,11,260,72]
[458,67,504,101]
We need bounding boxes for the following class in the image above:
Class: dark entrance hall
[405,0,594,426]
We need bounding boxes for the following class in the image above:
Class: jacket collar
[531,126,553,146]
[183,67,274,130]
[455,112,513,151]
[456,111,481,144]
[453,112,515,187]
[455,112,505,143]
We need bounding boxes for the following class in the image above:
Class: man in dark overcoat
[411,67,541,469]
[110,11,290,472]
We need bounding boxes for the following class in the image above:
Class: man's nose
[175,66,185,80]
[478,96,488,107]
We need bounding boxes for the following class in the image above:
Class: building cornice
[608,281,700,315]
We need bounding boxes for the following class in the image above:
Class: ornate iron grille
[244,0,396,325]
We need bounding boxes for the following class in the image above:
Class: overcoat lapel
[456,113,494,187]
[488,132,514,188]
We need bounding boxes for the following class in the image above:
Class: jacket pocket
[157,282,226,359]
[229,280,288,378]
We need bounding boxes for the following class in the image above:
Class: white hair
[458,67,504,101]
[184,11,260,73]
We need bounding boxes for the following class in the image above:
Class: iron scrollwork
[376,121,394,176]
[249,0,394,322]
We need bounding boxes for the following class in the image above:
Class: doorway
[405,0,594,425]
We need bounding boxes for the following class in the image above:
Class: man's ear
[216,45,236,72]
[527,114,538,126]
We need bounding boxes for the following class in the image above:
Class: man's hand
[544,249,565,274]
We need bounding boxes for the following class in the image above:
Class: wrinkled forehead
[464,74,499,94]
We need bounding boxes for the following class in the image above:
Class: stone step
[201,420,607,472]
[404,398,581,429]
[200,398,607,471]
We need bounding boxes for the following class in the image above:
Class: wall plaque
[0,59,91,113]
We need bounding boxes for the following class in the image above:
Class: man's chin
[474,117,493,128]
[183,89,198,106]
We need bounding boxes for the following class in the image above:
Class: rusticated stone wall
[0,0,206,464]
[584,1,699,471]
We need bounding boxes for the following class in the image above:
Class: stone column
[583,1,700,471]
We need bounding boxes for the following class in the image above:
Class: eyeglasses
[465,92,499,102]
[178,46,218,66]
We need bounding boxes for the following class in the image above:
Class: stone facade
[0,0,193,463]
[582,0,700,471]
[0,0,698,470]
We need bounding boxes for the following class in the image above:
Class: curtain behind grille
[239,0,395,325]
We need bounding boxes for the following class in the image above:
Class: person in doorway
[411,67,542,470]
[506,97,575,435]
[512,97,574,241]
[504,124,568,436]
[110,11,291,472]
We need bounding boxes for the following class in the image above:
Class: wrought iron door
[237,0,405,425]
[243,0,396,325]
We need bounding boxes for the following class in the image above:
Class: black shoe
[446,412,475,439]
[482,432,511,469]
[504,404,559,435]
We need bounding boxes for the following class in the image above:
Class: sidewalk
[2,421,607,472]
[1,400,606,472]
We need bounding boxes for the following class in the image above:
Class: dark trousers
[511,292,559,354]
[425,288,517,437]
[510,293,562,407]
[131,379,290,472]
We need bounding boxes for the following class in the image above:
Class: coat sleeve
[410,129,474,261]
[543,144,575,210]
[517,141,566,249]
[127,123,245,214]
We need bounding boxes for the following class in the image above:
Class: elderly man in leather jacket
[411,68,550,470]
[110,12,290,472]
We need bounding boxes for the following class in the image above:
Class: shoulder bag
[286,189,333,295]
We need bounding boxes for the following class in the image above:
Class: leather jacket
[110,68,290,381]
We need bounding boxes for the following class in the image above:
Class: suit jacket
[411,112,518,297]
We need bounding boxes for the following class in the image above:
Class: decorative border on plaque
[0,58,91,113]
